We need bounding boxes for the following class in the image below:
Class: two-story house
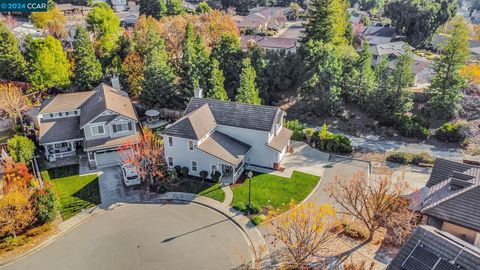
[37,83,140,168]
[160,97,293,183]
[420,158,480,247]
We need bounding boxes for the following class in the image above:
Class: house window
[49,113,54,118]
[113,122,132,133]
[168,157,173,166]
[191,161,198,172]
[188,140,194,150]
[66,112,70,116]
[211,164,217,174]
[58,112,62,117]
[91,125,105,136]
[53,142,68,149]
[74,110,78,115]
[168,137,173,147]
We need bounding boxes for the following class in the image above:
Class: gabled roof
[184,98,282,133]
[39,91,95,114]
[79,84,138,128]
[267,127,293,152]
[421,158,480,232]
[39,117,83,144]
[196,131,251,165]
[387,225,480,270]
[161,104,216,140]
[362,26,396,38]
[370,41,412,57]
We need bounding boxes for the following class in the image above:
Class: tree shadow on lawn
[71,177,101,205]
[44,164,80,179]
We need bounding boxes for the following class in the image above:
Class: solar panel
[402,245,441,270]
[403,256,432,270]
[434,260,459,270]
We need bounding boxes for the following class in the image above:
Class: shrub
[248,203,262,215]
[24,223,51,237]
[6,135,35,163]
[211,171,222,182]
[435,121,467,143]
[386,152,435,165]
[284,119,306,141]
[390,114,430,139]
[174,165,182,175]
[0,235,29,251]
[181,166,189,176]
[251,215,265,226]
[199,171,208,180]
[304,128,314,142]
[32,188,57,225]
[314,124,353,154]
[232,202,247,213]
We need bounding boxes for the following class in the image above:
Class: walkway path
[221,185,233,206]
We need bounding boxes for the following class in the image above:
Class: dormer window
[113,122,132,133]
[91,125,105,136]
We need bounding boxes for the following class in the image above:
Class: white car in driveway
[121,163,141,186]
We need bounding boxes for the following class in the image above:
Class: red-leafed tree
[118,127,165,185]
[2,158,34,194]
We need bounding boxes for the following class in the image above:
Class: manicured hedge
[386,152,435,165]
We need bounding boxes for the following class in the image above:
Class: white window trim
[167,156,173,167]
[91,124,105,136]
[211,164,218,176]
[188,140,194,151]
[191,161,198,172]
[112,122,132,134]
[168,137,173,147]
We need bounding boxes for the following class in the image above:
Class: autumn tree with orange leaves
[268,201,337,269]
[119,127,165,185]
[327,171,413,241]
[1,158,34,194]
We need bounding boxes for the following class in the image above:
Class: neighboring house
[161,95,293,183]
[362,25,396,45]
[235,6,290,34]
[110,0,128,12]
[240,36,298,53]
[387,225,480,270]
[430,34,480,59]
[56,4,92,18]
[36,83,140,168]
[420,158,480,247]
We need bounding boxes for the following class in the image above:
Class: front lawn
[231,171,320,213]
[197,183,225,202]
[41,165,101,220]
[160,178,225,202]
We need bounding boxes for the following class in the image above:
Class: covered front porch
[219,158,246,184]
[43,139,82,161]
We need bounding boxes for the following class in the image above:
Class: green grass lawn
[231,171,320,212]
[197,183,225,202]
[41,165,101,220]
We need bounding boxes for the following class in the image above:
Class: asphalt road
[2,203,252,270]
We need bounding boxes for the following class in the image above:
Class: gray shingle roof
[39,91,95,114]
[196,131,251,165]
[184,98,281,133]
[421,158,480,232]
[83,130,141,151]
[79,84,138,128]
[161,104,216,140]
[267,127,293,152]
[39,117,83,144]
[387,226,480,270]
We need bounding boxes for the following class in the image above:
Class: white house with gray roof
[37,83,140,168]
[160,97,293,183]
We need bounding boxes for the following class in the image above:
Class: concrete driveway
[97,166,151,204]
[3,203,252,270]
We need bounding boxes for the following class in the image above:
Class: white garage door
[95,150,125,168]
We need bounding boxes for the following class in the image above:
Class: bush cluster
[435,121,467,143]
[284,119,307,141]
[386,152,435,165]
[389,114,430,139]
[31,188,57,225]
[232,202,261,215]
[314,124,353,154]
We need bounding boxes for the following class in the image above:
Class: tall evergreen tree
[166,0,184,16]
[211,33,244,95]
[303,0,349,45]
[72,26,103,91]
[180,22,198,103]
[235,58,261,104]
[86,2,122,57]
[427,21,469,119]
[139,0,167,19]
[390,48,414,113]
[193,35,211,91]
[0,21,27,81]
[140,43,178,109]
[365,57,392,117]
[343,42,374,104]
[207,59,228,101]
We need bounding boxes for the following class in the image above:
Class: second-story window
[113,122,132,133]
[91,125,105,136]
[58,112,62,117]
[168,137,173,147]
[49,113,54,118]
[188,140,194,150]
[66,112,70,116]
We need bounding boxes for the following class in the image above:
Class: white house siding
[164,136,223,178]
[216,125,277,168]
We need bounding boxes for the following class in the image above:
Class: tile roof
[421,158,480,232]
[267,127,293,152]
[184,98,281,133]
[83,131,141,151]
[196,131,251,165]
[79,84,138,128]
[39,91,95,114]
[387,226,480,270]
[161,104,217,140]
[39,117,83,144]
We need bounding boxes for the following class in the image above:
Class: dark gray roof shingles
[161,104,216,140]
[196,131,251,165]
[39,117,83,144]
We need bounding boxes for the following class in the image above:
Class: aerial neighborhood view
[1,0,480,268]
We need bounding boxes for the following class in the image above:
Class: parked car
[121,163,141,186]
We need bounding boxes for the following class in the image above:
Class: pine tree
[235,58,261,105]
[303,0,349,45]
[0,21,27,81]
[390,48,414,113]
[166,0,184,16]
[343,42,374,105]
[193,35,211,91]
[366,57,392,117]
[72,26,103,91]
[180,22,198,103]
[207,59,228,101]
[140,42,178,109]
[427,21,469,119]
[211,33,244,94]
[139,0,167,19]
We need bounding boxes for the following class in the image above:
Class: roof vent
[449,176,474,190]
